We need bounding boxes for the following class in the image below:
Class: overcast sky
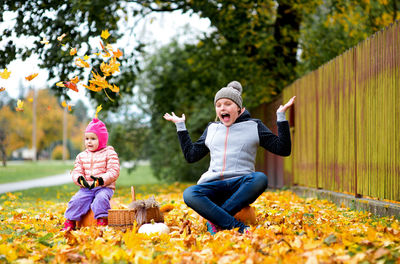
[1,9,211,114]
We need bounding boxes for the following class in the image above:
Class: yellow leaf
[57,33,67,42]
[75,58,90,68]
[0,68,11,79]
[69,48,77,56]
[83,55,90,60]
[25,73,39,81]
[56,82,65,87]
[40,37,49,45]
[113,49,123,58]
[16,99,24,112]
[101,29,110,40]
[95,105,102,118]
[70,76,79,84]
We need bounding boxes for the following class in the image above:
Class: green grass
[0,160,73,183]
[0,164,165,204]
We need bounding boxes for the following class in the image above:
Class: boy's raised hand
[163,112,186,123]
[277,96,296,113]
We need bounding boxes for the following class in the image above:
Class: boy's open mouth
[221,113,230,122]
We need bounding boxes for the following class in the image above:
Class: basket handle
[131,186,135,201]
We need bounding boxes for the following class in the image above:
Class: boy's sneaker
[206,221,219,235]
[97,218,108,226]
[61,219,76,231]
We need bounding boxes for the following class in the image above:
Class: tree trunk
[0,144,6,167]
[272,1,302,89]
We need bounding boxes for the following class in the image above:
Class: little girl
[164,81,295,234]
[62,117,120,231]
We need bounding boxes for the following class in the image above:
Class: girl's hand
[277,96,296,113]
[163,112,186,123]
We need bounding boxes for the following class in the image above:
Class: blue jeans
[183,172,268,232]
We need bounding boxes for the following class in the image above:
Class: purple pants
[64,187,114,220]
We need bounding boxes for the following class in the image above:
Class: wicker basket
[108,186,163,230]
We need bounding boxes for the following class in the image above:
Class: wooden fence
[255,22,400,201]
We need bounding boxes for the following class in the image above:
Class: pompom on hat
[85,118,109,151]
[214,81,243,109]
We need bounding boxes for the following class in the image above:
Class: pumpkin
[138,221,170,235]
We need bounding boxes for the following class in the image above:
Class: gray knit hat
[214,81,243,109]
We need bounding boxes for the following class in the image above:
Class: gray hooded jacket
[175,110,291,184]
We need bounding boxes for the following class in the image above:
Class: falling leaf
[47,105,52,111]
[70,76,79,84]
[105,43,113,51]
[27,98,33,102]
[0,87,5,92]
[108,84,119,93]
[82,83,102,92]
[75,58,90,68]
[15,100,24,112]
[56,82,65,87]
[99,41,111,57]
[99,41,106,51]
[57,33,67,42]
[95,105,102,118]
[64,81,78,92]
[83,55,90,60]
[89,71,109,89]
[61,101,72,111]
[69,48,77,56]
[113,49,123,58]
[25,73,39,81]
[101,29,110,40]
[100,57,120,76]
[0,68,11,79]
[40,37,50,45]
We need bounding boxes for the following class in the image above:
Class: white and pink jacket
[71,146,120,190]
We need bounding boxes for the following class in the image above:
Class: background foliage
[1,0,399,181]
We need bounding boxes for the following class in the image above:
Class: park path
[0,170,72,194]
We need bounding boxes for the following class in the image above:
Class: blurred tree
[108,115,150,173]
[72,100,89,124]
[0,88,86,163]
[298,0,400,74]
[0,105,31,164]
[138,40,217,182]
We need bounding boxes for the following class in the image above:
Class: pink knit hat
[85,118,109,151]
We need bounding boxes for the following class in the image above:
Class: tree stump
[234,205,257,225]
[76,200,117,228]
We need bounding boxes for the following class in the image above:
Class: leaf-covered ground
[0,183,399,263]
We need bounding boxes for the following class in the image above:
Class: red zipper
[220,126,229,180]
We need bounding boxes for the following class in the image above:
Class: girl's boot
[62,219,76,231]
[97,218,108,226]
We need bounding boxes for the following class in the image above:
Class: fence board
[259,21,400,201]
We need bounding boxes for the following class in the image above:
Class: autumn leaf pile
[0,184,399,263]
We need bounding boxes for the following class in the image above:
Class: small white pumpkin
[138,221,170,235]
